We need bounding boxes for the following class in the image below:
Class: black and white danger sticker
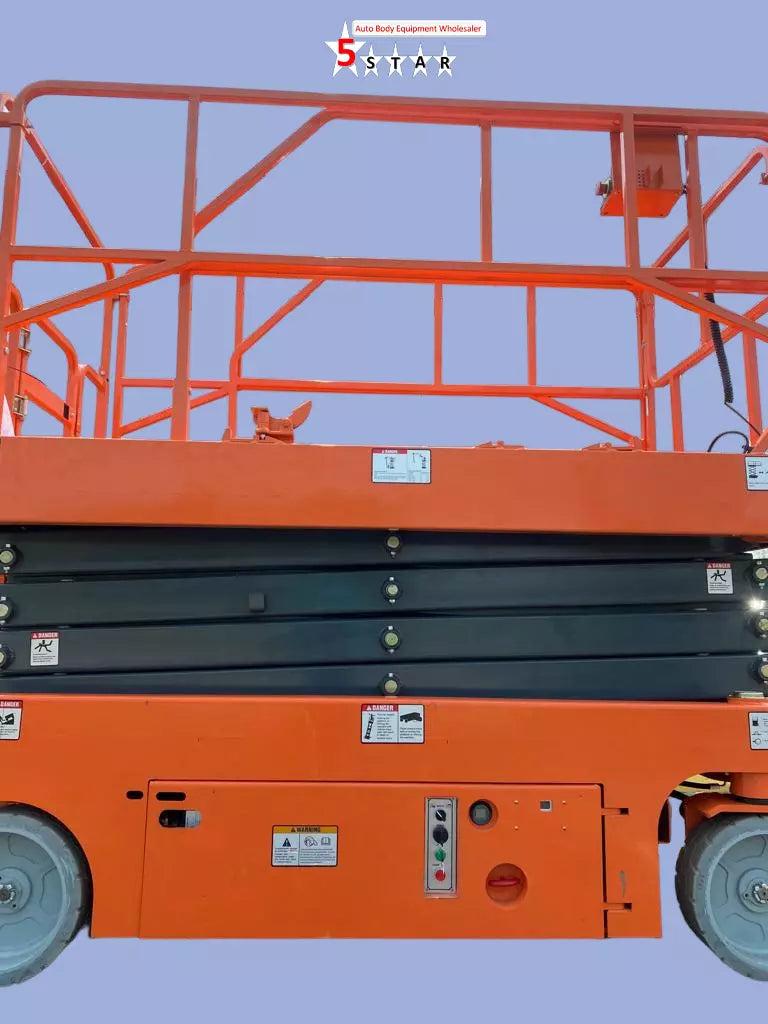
[749,712,768,750]
[0,699,22,741]
[372,448,431,484]
[706,563,733,594]
[30,632,59,667]
[361,703,424,744]
[271,826,338,867]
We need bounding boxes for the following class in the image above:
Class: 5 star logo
[326,22,458,78]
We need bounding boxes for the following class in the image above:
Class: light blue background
[2,0,767,1016]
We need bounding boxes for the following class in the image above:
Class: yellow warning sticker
[271,825,338,867]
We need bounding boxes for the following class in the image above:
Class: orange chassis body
[1,692,767,941]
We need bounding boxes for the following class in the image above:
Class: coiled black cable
[703,292,760,449]
[703,292,734,405]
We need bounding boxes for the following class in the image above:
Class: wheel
[676,813,768,980]
[0,807,90,986]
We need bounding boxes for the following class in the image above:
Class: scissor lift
[2,81,768,984]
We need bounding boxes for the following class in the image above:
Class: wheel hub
[0,867,31,914]
[737,868,768,914]
[748,881,768,906]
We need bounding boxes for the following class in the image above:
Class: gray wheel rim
[705,827,768,969]
[0,828,67,973]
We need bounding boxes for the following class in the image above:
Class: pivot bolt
[0,645,13,669]
[0,598,12,622]
[385,534,402,556]
[0,546,17,568]
[381,627,401,651]
[382,578,401,602]
[380,673,401,696]
[755,614,768,638]
[754,564,768,583]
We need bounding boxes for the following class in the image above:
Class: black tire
[675,842,705,943]
[676,814,768,980]
[0,806,90,986]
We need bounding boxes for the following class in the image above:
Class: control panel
[424,797,457,895]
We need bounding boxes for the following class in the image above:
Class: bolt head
[381,629,400,650]
[0,547,16,567]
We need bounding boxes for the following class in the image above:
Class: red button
[434,868,447,882]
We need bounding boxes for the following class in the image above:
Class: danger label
[0,699,22,741]
[706,563,733,595]
[746,457,768,491]
[30,632,59,667]
[372,448,431,484]
[271,826,338,867]
[749,713,768,750]
[361,703,424,744]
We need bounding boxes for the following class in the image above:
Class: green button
[434,848,446,862]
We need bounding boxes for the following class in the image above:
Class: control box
[424,797,457,895]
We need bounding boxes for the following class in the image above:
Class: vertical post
[480,124,493,262]
[526,287,537,385]
[670,376,684,452]
[621,114,640,269]
[229,275,245,436]
[637,292,657,451]
[63,349,79,438]
[743,332,763,444]
[609,131,622,189]
[70,369,85,438]
[94,298,114,438]
[433,283,443,385]
[0,124,24,410]
[5,325,21,433]
[112,293,129,438]
[684,133,707,268]
[172,98,200,441]
[684,132,709,348]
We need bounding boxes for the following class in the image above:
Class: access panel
[140,782,604,939]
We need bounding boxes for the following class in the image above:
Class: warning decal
[706,562,733,595]
[746,457,768,491]
[30,632,59,667]
[372,448,431,484]
[271,826,338,867]
[361,703,425,744]
[750,713,768,750]
[0,699,22,741]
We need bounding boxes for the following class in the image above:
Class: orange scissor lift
[2,81,768,984]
